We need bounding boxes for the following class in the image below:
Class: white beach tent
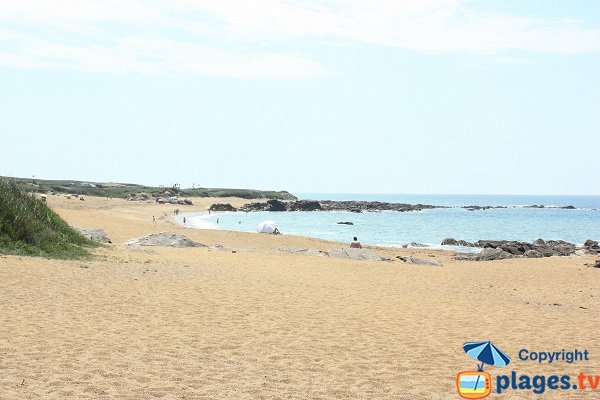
[257,220,277,234]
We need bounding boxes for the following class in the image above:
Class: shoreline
[175,210,597,257]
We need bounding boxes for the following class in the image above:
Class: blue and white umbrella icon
[464,341,511,370]
[464,341,511,391]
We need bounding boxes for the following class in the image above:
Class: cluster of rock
[442,237,599,261]
[525,204,576,209]
[215,199,582,213]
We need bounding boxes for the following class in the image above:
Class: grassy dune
[0,178,97,259]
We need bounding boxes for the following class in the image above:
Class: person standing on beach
[350,237,362,249]
[183,217,186,224]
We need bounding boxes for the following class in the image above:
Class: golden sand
[0,195,598,399]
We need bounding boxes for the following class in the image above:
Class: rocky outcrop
[125,232,205,248]
[446,237,579,260]
[239,199,287,212]
[73,227,112,243]
[287,200,322,211]
[209,203,237,212]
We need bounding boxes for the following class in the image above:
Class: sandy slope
[0,195,598,399]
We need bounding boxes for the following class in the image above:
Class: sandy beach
[0,195,598,399]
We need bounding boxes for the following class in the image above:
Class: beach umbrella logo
[456,341,511,399]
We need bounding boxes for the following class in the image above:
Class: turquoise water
[189,194,600,249]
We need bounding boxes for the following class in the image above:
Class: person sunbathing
[350,237,362,248]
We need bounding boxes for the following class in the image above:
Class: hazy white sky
[1,1,599,194]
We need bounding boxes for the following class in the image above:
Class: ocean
[186,194,600,250]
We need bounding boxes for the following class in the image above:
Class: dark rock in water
[462,205,506,211]
[477,248,515,261]
[524,250,542,258]
[210,203,237,212]
[525,204,545,208]
[441,238,475,247]
[560,205,576,209]
[266,199,287,211]
[337,221,354,225]
[288,200,322,211]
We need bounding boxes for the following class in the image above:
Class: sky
[0,0,599,195]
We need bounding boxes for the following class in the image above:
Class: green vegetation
[0,178,98,259]
[5,176,297,201]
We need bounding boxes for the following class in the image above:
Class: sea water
[187,194,600,249]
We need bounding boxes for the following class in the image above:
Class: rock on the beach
[325,248,388,261]
[524,250,542,258]
[279,247,326,257]
[125,232,205,248]
[594,260,600,268]
[477,248,515,261]
[396,256,442,266]
[73,227,112,243]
